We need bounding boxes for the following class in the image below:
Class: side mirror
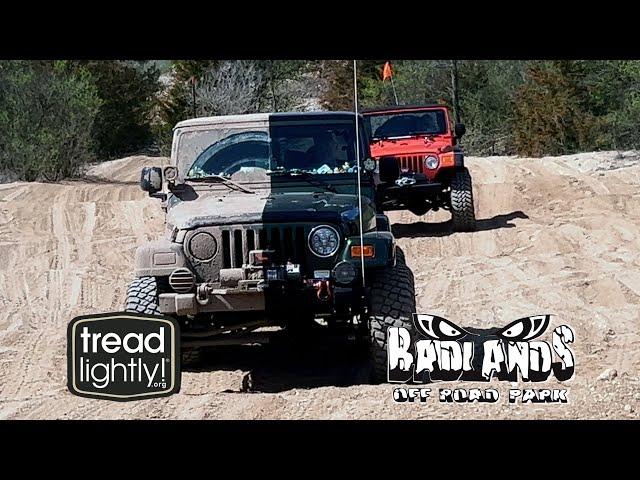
[454,123,466,138]
[379,157,400,184]
[140,167,162,194]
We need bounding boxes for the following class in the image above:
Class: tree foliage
[68,61,161,158]
[153,60,316,154]
[3,60,640,184]
[194,60,264,116]
[0,61,101,181]
[153,60,217,154]
[320,60,381,111]
[323,59,640,157]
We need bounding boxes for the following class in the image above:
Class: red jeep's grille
[397,155,424,173]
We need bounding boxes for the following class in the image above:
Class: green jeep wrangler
[126,112,415,382]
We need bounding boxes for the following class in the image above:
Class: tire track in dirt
[0,153,639,419]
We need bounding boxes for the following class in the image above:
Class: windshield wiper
[373,134,416,141]
[407,131,439,137]
[185,174,255,194]
[375,132,438,141]
[267,169,337,193]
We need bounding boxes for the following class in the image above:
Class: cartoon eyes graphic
[496,315,551,341]
[413,314,472,340]
[413,314,552,341]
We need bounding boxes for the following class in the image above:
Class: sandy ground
[0,152,639,419]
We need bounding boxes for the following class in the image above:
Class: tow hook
[314,280,331,301]
[196,284,211,305]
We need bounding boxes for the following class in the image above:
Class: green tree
[153,60,217,154]
[603,61,640,149]
[257,60,308,111]
[513,61,602,156]
[320,60,381,111]
[457,60,525,154]
[67,61,161,159]
[0,61,101,181]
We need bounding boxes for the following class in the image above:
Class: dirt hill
[0,152,638,418]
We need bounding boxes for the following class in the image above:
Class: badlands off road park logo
[67,312,180,401]
[388,314,576,404]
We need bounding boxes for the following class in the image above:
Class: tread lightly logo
[67,312,181,401]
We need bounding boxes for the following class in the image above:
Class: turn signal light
[351,245,375,258]
[440,152,455,167]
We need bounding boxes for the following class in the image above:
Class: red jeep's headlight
[425,155,439,170]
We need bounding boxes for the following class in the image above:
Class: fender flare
[134,240,190,277]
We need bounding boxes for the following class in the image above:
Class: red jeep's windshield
[365,109,448,140]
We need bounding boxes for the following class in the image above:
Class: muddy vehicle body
[126,112,415,381]
[363,105,476,231]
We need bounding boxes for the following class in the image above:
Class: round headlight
[187,231,218,261]
[308,225,340,258]
[425,155,439,170]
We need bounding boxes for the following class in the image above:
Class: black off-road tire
[450,167,476,232]
[125,276,161,315]
[368,248,416,383]
[125,276,203,368]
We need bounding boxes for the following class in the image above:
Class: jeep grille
[398,155,423,173]
[220,224,315,268]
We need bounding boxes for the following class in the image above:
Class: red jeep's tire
[368,248,416,383]
[450,167,477,232]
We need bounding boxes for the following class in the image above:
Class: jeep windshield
[365,110,448,140]
[179,122,363,182]
[268,122,361,175]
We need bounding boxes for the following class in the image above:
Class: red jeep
[363,105,476,231]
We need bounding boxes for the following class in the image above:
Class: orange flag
[382,61,393,81]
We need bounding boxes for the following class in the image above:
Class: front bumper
[155,231,395,317]
[158,280,362,317]
[383,181,444,196]
[159,288,265,315]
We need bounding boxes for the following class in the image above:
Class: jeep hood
[167,191,375,231]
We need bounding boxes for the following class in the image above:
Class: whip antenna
[353,60,366,288]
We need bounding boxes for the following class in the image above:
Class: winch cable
[353,60,366,289]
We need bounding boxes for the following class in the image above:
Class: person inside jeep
[276,126,357,174]
[306,132,342,169]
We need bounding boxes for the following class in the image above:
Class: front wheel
[450,167,477,232]
[125,276,160,315]
[368,249,416,383]
[124,276,202,368]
